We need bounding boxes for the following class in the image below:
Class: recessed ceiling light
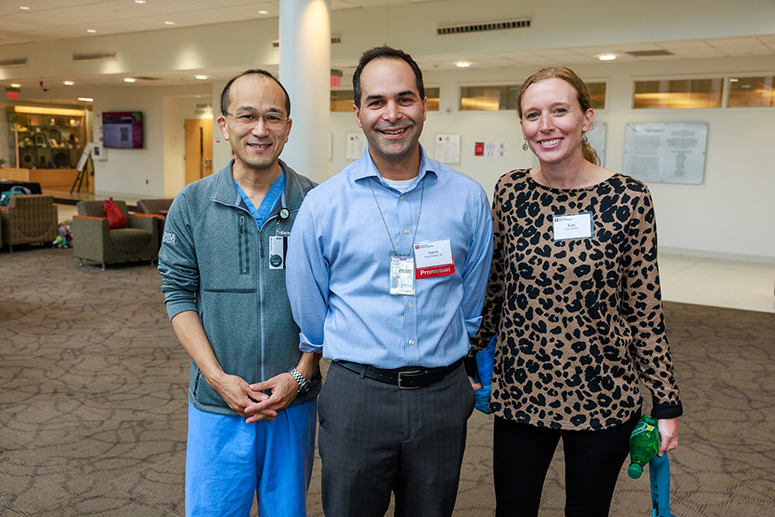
[455,61,470,68]
[63,81,75,86]
[19,6,30,10]
[11,83,21,88]
[729,78,739,82]
[124,78,137,83]
[195,75,208,80]
[599,54,616,61]
[78,97,94,102]
[165,21,175,25]
[87,29,97,33]
[258,10,269,14]
[135,0,146,3]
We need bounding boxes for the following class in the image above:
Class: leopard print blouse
[474,169,682,431]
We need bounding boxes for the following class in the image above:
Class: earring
[581,134,589,144]
[522,142,528,151]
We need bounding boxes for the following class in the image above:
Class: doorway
[184,119,213,185]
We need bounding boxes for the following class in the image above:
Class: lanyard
[369,175,425,257]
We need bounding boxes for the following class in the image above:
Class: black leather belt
[335,359,462,389]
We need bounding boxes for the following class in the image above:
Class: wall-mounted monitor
[102,111,143,149]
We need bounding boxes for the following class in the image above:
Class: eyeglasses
[225,111,288,130]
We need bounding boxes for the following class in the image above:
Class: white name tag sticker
[553,212,594,241]
[414,239,455,278]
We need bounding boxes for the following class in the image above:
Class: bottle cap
[627,463,643,479]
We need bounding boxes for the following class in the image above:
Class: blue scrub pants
[185,399,317,517]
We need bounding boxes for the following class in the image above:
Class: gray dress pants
[318,361,476,517]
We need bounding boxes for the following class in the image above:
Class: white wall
[329,55,775,262]
[89,84,210,196]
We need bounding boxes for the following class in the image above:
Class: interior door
[184,119,214,185]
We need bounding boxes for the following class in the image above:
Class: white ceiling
[1,0,775,91]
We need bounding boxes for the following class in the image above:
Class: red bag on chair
[103,197,126,229]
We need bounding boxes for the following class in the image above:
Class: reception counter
[0,168,80,187]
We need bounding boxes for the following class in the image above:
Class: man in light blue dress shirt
[285,47,493,517]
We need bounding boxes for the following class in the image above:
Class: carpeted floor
[1,248,774,516]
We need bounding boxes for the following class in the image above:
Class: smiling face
[217,74,292,177]
[519,77,593,168]
[354,57,427,175]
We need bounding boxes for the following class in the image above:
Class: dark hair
[517,66,599,166]
[220,69,291,117]
[352,46,425,108]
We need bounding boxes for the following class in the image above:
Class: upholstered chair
[0,194,58,251]
[136,198,174,249]
[72,199,159,270]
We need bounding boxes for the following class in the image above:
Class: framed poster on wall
[623,122,708,184]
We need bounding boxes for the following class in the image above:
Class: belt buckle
[397,369,422,390]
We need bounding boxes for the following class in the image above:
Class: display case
[5,107,88,169]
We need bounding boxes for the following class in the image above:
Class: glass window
[330,90,354,112]
[633,79,723,109]
[587,82,607,110]
[460,85,519,111]
[728,76,775,107]
[425,87,440,111]
[331,87,440,113]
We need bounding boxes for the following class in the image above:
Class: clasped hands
[214,372,299,424]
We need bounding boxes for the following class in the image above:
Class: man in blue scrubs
[159,70,321,517]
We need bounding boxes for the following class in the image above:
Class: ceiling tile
[712,44,773,57]
[669,47,728,59]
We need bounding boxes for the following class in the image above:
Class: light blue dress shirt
[286,146,493,369]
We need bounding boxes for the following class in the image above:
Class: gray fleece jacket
[158,159,320,416]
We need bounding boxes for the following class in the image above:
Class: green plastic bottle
[627,415,661,479]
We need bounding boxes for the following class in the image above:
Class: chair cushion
[109,228,153,255]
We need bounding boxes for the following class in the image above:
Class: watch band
[288,367,311,394]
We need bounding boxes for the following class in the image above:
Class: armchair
[72,199,159,270]
[136,198,174,249]
[0,194,58,251]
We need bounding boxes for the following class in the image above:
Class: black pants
[493,411,640,517]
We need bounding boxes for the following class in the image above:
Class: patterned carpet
[1,247,774,516]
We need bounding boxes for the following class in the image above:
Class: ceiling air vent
[0,57,28,67]
[73,51,117,62]
[134,76,161,81]
[273,35,342,49]
[438,17,531,35]
[625,50,674,57]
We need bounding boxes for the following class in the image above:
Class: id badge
[389,254,415,296]
[269,236,286,269]
[553,212,594,241]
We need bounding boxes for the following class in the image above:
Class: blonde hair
[517,67,599,166]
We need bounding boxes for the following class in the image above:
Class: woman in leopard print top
[473,67,683,516]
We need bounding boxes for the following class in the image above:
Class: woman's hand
[657,418,678,456]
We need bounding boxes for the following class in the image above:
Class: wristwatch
[288,367,311,394]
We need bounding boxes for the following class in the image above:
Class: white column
[279,0,331,183]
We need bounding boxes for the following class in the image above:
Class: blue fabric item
[649,452,677,517]
[185,399,317,517]
[286,145,493,369]
[473,335,496,414]
[233,171,285,229]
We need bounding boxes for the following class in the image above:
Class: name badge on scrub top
[414,239,455,279]
[389,254,416,296]
[553,212,594,241]
[269,236,286,269]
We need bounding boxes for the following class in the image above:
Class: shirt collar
[353,144,438,188]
